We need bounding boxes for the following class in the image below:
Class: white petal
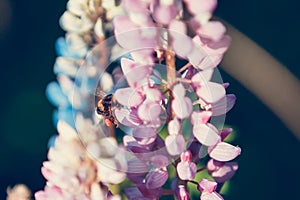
[193,123,220,146]
[196,82,225,103]
[201,192,224,200]
[209,142,241,162]
[57,121,77,140]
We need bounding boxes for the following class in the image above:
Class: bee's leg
[113,118,119,128]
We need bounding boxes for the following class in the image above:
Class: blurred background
[0,0,299,199]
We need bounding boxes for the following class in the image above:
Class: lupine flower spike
[9,0,242,199]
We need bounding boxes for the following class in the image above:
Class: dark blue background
[0,0,299,199]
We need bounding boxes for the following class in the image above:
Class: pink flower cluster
[108,0,241,199]
[31,0,241,199]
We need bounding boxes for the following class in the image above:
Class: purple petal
[209,142,241,162]
[165,134,185,156]
[136,184,163,199]
[115,87,144,107]
[124,187,144,199]
[196,82,226,103]
[176,161,197,180]
[211,94,236,116]
[172,97,193,119]
[136,135,157,147]
[151,155,170,168]
[208,160,239,183]
[145,169,168,189]
[127,157,149,175]
[220,128,233,141]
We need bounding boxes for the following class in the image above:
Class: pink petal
[211,94,236,116]
[193,123,220,146]
[130,49,155,64]
[220,128,233,141]
[172,97,193,119]
[165,134,185,156]
[115,87,144,107]
[114,108,142,127]
[208,160,239,183]
[113,16,140,49]
[133,127,157,139]
[168,118,181,135]
[198,54,223,70]
[176,161,197,180]
[196,82,226,103]
[124,187,144,199]
[186,45,205,67]
[169,20,187,35]
[180,150,192,162]
[136,135,157,146]
[209,142,241,162]
[114,17,157,50]
[184,0,217,15]
[123,0,149,13]
[191,69,214,87]
[153,4,177,25]
[206,35,231,55]
[197,21,226,42]
[123,136,154,159]
[172,34,194,58]
[193,35,231,56]
[201,192,224,200]
[151,155,170,168]
[121,58,152,88]
[191,111,212,124]
[177,185,190,200]
[138,99,162,122]
[145,169,168,189]
[145,87,162,102]
[136,184,163,199]
[127,157,149,175]
[172,83,186,98]
[198,178,217,193]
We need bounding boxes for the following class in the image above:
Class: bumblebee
[96,93,119,127]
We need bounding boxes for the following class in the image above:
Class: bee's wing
[94,87,107,105]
